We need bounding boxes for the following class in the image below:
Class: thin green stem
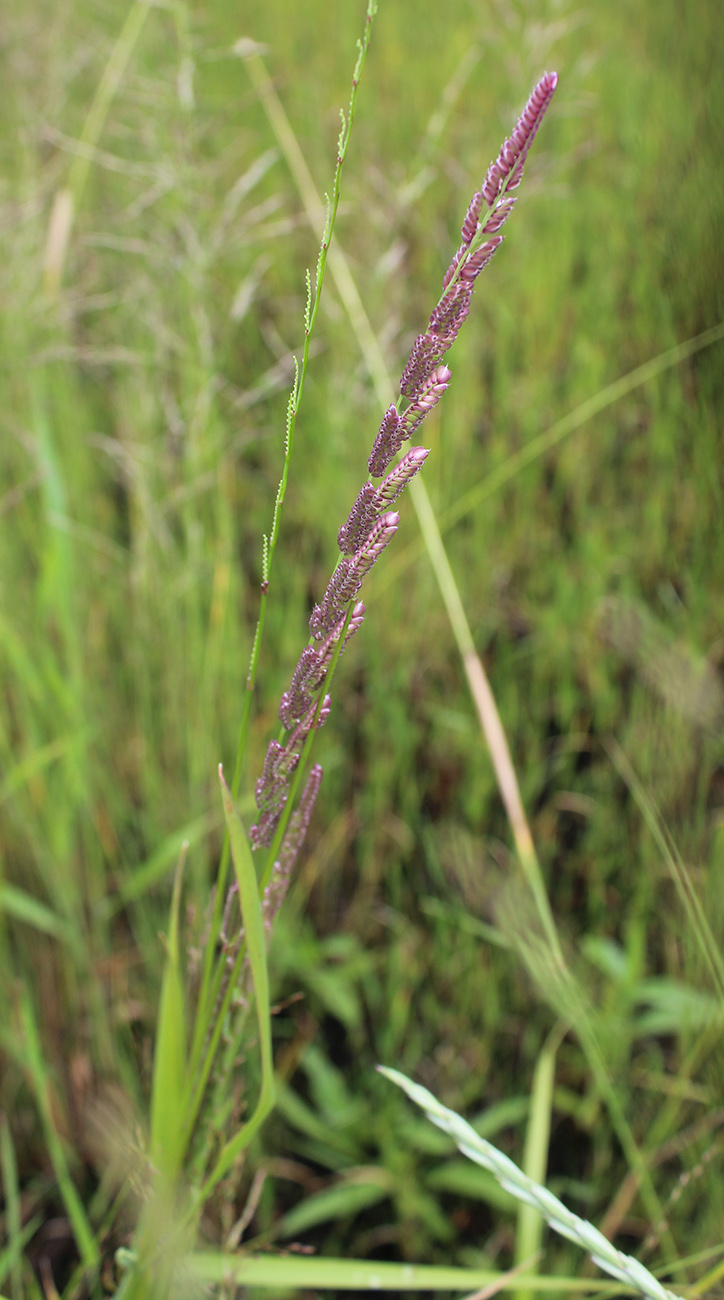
[191,1,378,1086]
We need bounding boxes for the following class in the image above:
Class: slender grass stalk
[514,1024,564,1300]
[148,846,187,1183]
[0,1114,24,1299]
[190,2,379,1081]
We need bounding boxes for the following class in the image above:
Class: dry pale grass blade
[43,0,151,295]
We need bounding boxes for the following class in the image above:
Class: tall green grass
[1,0,723,1295]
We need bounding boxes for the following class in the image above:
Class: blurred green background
[1,0,723,1289]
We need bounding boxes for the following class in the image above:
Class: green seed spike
[321,191,332,249]
[304,267,312,334]
[285,357,298,454]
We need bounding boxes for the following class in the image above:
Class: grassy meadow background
[1,0,724,1292]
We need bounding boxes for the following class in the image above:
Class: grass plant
[1,0,723,1296]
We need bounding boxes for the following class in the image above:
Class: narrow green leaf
[197,770,276,1197]
[187,1251,608,1292]
[0,1114,33,1295]
[278,1176,389,1238]
[149,845,188,1181]
[0,884,74,943]
[514,1025,563,1300]
[426,1158,515,1212]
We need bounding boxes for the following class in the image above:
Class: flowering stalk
[251,72,558,891]
[188,1,379,1090]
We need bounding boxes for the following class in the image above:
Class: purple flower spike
[314,601,366,680]
[461,190,483,246]
[401,365,452,436]
[442,246,466,292]
[459,236,503,283]
[279,762,323,872]
[278,697,332,788]
[350,511,399,584]
[310,558,360,639]
[251,738,291,848]
[481,195,517,235]
[428,283,473,347]
[338,482,377,555]
[250,72,557,879]
[482,71,557,206]
[400,332,449,402]
[280,762,323,869]
[279,644,322,730]
[368,404,405,477]
[263,762,324,929]
[254,739,284,808]
[373,447,429,510]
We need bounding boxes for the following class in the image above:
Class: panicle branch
[262,764,324,932]
[482,71,558,206]
[368,404,406,476]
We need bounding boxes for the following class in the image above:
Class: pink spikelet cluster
[396,71,557,424]
[262,764,323,933]
[368,404,406,477]
[482,72,558,206]
[250,72,557,863]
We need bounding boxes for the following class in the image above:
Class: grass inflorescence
[1,0,723,1296]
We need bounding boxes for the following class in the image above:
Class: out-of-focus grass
[1,0,723,1291]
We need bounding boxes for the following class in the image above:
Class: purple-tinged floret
[314,601,366,679]
[349,512,399,585]
[442,245,466,291]
[262,763,324,931]
[481,195,517,235]
[401,365,451,436]
[283,695,332,765]
[400,332,449,401]
[338,482,378,555]
[459,236,503,283]
[279,645,322,730]
[368,404,405,477]
[373,447,429,510]
[250,739,291,848]
[428,283,473,345]
[482,71,558,206]
[461,190,483,246]
[310,558,360,639]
